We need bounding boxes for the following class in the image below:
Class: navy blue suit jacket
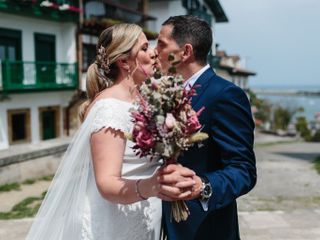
[163,68,257,240]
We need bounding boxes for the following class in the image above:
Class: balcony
[0,0,80,22]
[0,61,77,93]
[82,0,158,39]
[84,0,156,23]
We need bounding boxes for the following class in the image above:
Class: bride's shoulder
[88,98,133,134]
[87,97,132,115]
[92,98,133,115]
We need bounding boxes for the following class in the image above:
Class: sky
[215,0,320,87]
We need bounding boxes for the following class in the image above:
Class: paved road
[240,209,320,240]
[238,141,320,239]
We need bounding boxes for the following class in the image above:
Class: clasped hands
[155,164,203,201]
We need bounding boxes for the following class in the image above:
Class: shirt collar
[183,64,210,90]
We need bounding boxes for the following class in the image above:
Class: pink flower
[151,80,159,90]
[165,113,176,129]
[186,110,201,134]
[131,112,146,122]
[135,129,154,149]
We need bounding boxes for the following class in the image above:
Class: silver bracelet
[135,179,148,200]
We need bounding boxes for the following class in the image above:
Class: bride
[26,23,194,240]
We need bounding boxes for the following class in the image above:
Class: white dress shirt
[183,64,210,90]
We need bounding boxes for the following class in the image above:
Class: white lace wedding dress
[26,98,162,240]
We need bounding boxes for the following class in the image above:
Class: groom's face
[156,25,182,73]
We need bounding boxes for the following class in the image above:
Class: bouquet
[126,55,208,222]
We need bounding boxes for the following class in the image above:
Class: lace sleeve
[90,99,133,134]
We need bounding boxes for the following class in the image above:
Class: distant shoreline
[252,89,320,97]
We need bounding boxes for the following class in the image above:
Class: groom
[156,15,257,240]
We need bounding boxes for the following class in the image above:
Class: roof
[216,49,257,76]
[219,63,257,76]
[204,0,228,23]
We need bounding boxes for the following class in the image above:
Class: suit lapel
[191,68,215,107]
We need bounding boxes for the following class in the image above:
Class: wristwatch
[200,177,212,200]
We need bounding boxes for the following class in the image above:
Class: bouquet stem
[171,200,190,223]
[165,155,190,222]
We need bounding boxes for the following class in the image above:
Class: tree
[247,89,272,126]
[295,116,312,141]
[273,105,304,131]
[312,129,320,142]
[273,106,291,130]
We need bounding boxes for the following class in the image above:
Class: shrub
[312,129,320,142]
[295,116,312,141]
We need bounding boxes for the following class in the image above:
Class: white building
[0,1,79,150]
[147,0,228,50]
[215,50,256,90]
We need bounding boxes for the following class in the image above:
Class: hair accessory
[97,46,110,75]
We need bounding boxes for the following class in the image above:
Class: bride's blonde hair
[79,23,142,122]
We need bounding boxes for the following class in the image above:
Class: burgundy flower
[135,129,154,149]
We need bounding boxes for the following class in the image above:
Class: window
[0,27,23,84]
[0,27,22,61]
[39,106,60,140]
[82,43,96,72]
[7,109,31,144]
[34,33,56,84]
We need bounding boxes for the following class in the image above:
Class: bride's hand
[136,172,161,199]
[156,164,197,201]
[136,165,196,201]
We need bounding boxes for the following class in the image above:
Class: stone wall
[0,145,67,185]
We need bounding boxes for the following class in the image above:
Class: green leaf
[168,66,176,74]
[168,53,175,62]
[145,78,151,84]
[153,70,162,79]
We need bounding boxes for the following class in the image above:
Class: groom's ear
[181,44,194,62]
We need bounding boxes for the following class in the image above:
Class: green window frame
[0,27,22,60]
[0,27,23,85]
[34,33,56,84]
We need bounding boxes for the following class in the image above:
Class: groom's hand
[157,164,201,201]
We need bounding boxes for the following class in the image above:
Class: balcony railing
[0,0,80,22]
[0,60,78,92]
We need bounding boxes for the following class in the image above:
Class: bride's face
[130,33,156,84]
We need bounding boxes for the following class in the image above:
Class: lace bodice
[90,98,133,134]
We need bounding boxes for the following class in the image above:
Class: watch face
[203,184,212,198]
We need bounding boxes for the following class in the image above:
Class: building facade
[0,0,231,150]
[0,1,79,150]
[215,50,256,91]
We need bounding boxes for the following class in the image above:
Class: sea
[251,85,320,121]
